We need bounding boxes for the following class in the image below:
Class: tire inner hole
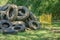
[0,27,2,29]
[18,9,25,16]
[2,23,10,28]
[32,22,37,27]
[14,27,21,30]
[3,15,7,20]
[9,7,14,17]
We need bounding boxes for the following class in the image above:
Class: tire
[25,12,36,27]
[0,11,7,20]
[0,20,12,29]
[0,6,2,11]
[2,28,17,34]
[24,19,29,28]
[0,27,2,33]
[29,12,36,20]
[1,4,10,11]
[17,6,29,21]
[13,21,26,32]
[6,4,18,21]
[28,20,40,30]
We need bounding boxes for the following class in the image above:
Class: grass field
[0,24,60,40]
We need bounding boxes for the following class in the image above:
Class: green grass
[0,27,60,40]
[0,0,8,6]
[52,22,60,27]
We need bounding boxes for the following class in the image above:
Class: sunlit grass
[0,0,8,6]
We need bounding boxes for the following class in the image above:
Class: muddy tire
[2,28,17,34]
[6,4,18,21]
[28,20,40,30]
[0,11,7,20]
[17,6,29,21]
[13,21,26,32]
[0,20,12,29]
[25,12,36,27]
[29,12,36,20]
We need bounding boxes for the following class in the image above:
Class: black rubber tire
[0,20,12,29]
[0,6,2,11]
[28,20,40,30]
[17,6,29,21]
[6,4,18,21]
[29,12,36,20]
[0,27,2,33]
[0,11,4,20]
[24,12,36,27]
[1,4,10,11]
[13,21,26,32]
[2,28,17,34]
[0,11,7,20]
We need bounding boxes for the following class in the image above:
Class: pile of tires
[0,4,40,34]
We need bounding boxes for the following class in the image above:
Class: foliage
[0,0,8,6]
[0,0,60,16]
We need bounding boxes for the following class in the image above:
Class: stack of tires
[0,4,40,34]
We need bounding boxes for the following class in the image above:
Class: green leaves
[0,0,60,16]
